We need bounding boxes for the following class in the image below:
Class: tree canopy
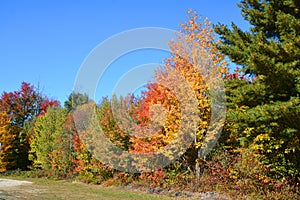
[215,0,300,181]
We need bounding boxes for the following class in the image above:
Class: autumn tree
[63,92,113,181]
[0,82,59,170]
[71,101,113,183]
[30,106,73,175]
[97,96,131,151]
[130,10,226,175]
[215,0,300,182]
[0,112,21,171]
[0,82,42,128]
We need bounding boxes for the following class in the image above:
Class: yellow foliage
[130,10,227,164]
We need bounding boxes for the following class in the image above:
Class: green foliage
[72,130,113,184]
[0,82,59,171]
[215,0,300,182]
[97,96,131,151]
[0,83,39,170]
[70,101,115,184]
[1,3,300,198]
[64,92,89,112]
[30,106,72,175]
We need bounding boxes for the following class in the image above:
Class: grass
[0,175,179,200]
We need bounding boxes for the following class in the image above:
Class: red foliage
[0,82,61,170]
[224,67,255,82]
[0,82,60,126]
[130,82,177,154]
[39,99,60,116]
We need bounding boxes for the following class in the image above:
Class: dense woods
[1,1,299,199]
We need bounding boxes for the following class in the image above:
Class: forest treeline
[0,1,299,199]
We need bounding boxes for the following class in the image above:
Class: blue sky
[0,0,249,104]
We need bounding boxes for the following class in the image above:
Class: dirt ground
[0,179,32,188]
[0,178,230,200]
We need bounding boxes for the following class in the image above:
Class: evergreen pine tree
[215,0,300,181]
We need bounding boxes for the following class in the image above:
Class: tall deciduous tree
[130,10,226,174]
[0,82,41,127]
[0,112,20,171]
[215,0,300,181]
[0,82,59,170]
[30,106,72,174]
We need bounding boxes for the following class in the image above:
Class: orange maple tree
[129,10,227,170]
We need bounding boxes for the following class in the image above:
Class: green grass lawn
[0,176,179,200]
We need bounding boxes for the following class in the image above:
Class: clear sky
[0,0,249,104]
